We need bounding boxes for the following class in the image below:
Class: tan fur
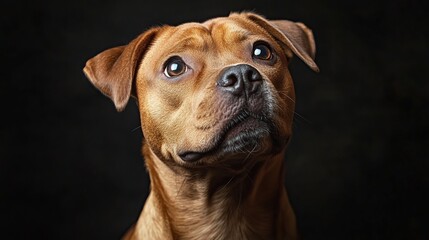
[84,12,318,240]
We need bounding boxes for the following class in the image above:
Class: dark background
[2,0,428,239]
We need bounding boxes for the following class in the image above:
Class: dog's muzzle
[178,64,274,163]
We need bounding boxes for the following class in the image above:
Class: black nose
[217,64,263,96]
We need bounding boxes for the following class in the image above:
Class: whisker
[244,143,258,162]
[175,176,188,199]
[219,175,236,193]
[277,91,312,125]
[294,112,312,124]
[277,91,296,103]
[131,125,141,132]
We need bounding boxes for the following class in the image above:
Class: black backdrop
[2,0,428,239]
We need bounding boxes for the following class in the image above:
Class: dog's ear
[83,27,159,111]
[238,13,319,72]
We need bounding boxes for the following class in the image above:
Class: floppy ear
[239,13,319,72]
[83,27,159,111]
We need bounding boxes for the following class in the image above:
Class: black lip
[179,110,268,162]
[179,151,204,162]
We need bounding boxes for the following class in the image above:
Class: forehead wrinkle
[167,26,210,53]
[226,29,253,43]
[175,36,207,52]
[210,21,255,47]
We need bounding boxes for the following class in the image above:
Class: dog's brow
[232,30,254,41]
[222,28,255,44]
[173,36,207,52]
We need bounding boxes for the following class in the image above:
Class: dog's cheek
[139,90,193,159]
[268,63,292,90]
[135,84,169,156]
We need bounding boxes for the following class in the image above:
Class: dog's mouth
[178,110,274,163]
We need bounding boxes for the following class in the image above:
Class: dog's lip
[179,151,204,162]
[178,110,268,162]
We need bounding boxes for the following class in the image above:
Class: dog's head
[84,12,318,171]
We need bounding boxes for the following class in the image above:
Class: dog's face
[84,13,318,170]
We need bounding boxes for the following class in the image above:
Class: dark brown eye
[164,57,187,78]
[252,43,272,60]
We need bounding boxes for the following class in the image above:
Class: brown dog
[84,12,318,240]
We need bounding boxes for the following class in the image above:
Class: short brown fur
[84,12,318,240]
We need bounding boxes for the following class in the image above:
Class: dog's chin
[177,116,283,170]
[218,118,270,154]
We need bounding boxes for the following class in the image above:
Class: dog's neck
[133,144,298,240]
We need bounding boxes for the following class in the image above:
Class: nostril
[246,69,262,82]
[219,74,238,87]
[226,74,238,87]
[217,64,262,95]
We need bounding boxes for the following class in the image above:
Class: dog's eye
[252,42,272,60]
[164,57,187,78]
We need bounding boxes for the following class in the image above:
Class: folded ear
[239,13,319,72]
[83,27,159,111]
